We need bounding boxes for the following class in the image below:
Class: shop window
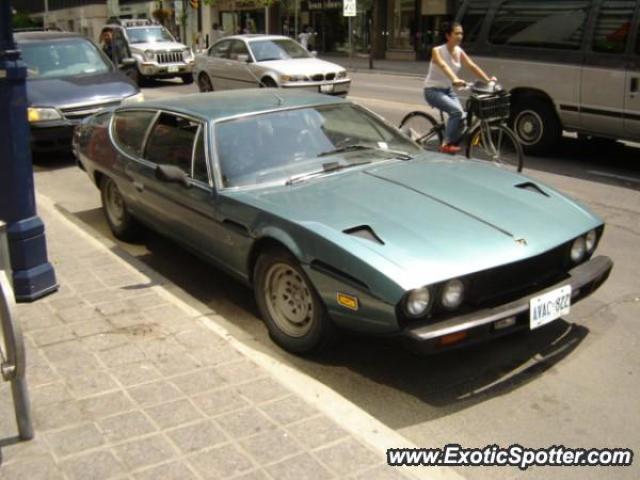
[489,0,589,50]
[592,1,635,54]
[389,0,415,50]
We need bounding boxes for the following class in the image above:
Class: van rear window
[592,1,636,54]
[489,0,589,50]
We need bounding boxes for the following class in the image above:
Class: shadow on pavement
[71,206,589,430]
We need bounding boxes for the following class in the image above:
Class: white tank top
[423,45,463,89]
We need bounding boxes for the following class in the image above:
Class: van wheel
[510,100,561,155]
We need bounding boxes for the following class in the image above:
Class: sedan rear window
[20,38,111,79]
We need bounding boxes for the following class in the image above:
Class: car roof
[222,34,292,42]
[14,31,85,42]
[131,89,346,122]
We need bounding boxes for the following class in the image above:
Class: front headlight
[281,74,307,82]
[336,70,347,79]
[144,50,154,61]
[183,48,193,60]
[570,237,586,263]
[585,229,597,253]
[122,93,145,105]
[441,279,465,310]
[27,107,62,123]
[404,287,431,318]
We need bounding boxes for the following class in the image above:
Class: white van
[457,0,640,154]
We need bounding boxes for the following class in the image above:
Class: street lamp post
[0,2,57,302]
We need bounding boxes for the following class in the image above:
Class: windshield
[126,27,175,44]
[249,39,311,62]
[20,39,111,79]
[215,104,421,188]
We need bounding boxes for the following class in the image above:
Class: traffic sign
[343,0,356,17]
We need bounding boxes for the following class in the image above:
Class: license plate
[529,285,571,330]
[168,65,179,73]
[320,84,334,93]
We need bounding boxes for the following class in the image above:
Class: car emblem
[514,237,528,246]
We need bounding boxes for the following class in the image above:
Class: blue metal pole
[0,3,57,302]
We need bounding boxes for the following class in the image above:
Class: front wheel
[254,249,337,355]
[181,73,194,85]
[398,111,443,150]
[466,124,524,172]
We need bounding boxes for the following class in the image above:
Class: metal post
[0,2,57,302]
[348,16,353,69]
[294,0,298,38]
[43,0,48,28]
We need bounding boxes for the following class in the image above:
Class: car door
[624,13,640,139]
[205,39,232,90]
[227,40,257,89]
[580,1,635,138]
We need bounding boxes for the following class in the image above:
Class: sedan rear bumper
[402,255,613,352]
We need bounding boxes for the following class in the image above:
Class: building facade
[12,0,460,59]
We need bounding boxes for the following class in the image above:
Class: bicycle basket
[470,92,510,120]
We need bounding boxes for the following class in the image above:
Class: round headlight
[144,49,154,61]
[441,279,465,310]
[570,237,586,263]
[585,230,597,253]
[404,287,431,318]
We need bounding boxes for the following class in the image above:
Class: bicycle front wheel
[466,124,524,172]
[399,111,443,151]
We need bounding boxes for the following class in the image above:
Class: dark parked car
[16,31,143,154]
[73,90,612,355]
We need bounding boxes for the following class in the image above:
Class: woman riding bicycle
[424,22,496,154]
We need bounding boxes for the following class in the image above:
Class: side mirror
[310,50,318,58]
[155,164,190,187]
[121,57,136,67]
[236,54,250,63]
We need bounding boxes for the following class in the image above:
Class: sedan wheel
[254,249,336,354]
[198,73,213,92]
[100,177,140,241]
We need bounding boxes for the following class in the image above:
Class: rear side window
[592,1,636,54]
[209,40,231,58]
[489,0,590,50]
[113,110,156,157]
[460,0,491,43]
[144,113,199,174]
[192,128,209,184]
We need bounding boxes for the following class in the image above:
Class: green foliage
[12,11,39,29]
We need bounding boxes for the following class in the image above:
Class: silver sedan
[194,35,350,96]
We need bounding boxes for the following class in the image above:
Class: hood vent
[343,225,385,245]
[515,182,549,197]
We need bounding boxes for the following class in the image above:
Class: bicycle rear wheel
[466,123,524,172]
[399,111,443,151]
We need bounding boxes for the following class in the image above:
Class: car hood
[129,42,186,51]
[27,71,138,108]
[256,58,345,76]
[235,157,602,291]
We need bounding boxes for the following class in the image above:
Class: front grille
[156,50,184,64]
[61,100,122,120]
[311,73,324,81]
[325,72,336,81]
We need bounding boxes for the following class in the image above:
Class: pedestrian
[100,29,113,60]
[282,19,290,37]
[422,21,496,154]
[298,25,311,50]
[211,23,225,43]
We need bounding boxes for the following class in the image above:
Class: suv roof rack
[106,17,153,27]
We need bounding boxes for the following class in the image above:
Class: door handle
[133,181,144,192]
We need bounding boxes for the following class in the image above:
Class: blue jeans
[424,87,466,145]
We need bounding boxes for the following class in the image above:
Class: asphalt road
[33,73,640,480]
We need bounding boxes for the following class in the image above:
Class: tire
[466,124,524,172]
[260,77,278,88]
[254,248,337,355]
[398,111,443,150]
[510,99,561,155]
[100,177,140,241]
[181,73,194,85]
[198,73,213,92]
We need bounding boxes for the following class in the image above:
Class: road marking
[587,170,640,185]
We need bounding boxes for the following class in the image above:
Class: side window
[230,40,250,61]
[459,0,490,44]
[489,0,589,50]
[144,113,199,174]
[209,40,231,58]
[192,128,210,184]
[113,110,156,157]
[592,2,636,54]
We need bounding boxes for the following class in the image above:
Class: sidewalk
[0,196,440,480]
[319,54,427,78]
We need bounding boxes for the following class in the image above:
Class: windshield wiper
[318,144,413,160]
[285,160,371,186]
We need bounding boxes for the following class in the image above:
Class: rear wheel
[466,124,524,172]
[398,111,443,150]
[254,248,337,355]
[198,73,213,92]
[510,99,561,155]
[100,177,140,241]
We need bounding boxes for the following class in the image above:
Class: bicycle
[399,81,524,172]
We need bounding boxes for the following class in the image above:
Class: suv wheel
[511,99,561,155]
[181,73,194,85]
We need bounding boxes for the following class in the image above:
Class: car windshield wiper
[285,160,371,186]
[318,144,413,160]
